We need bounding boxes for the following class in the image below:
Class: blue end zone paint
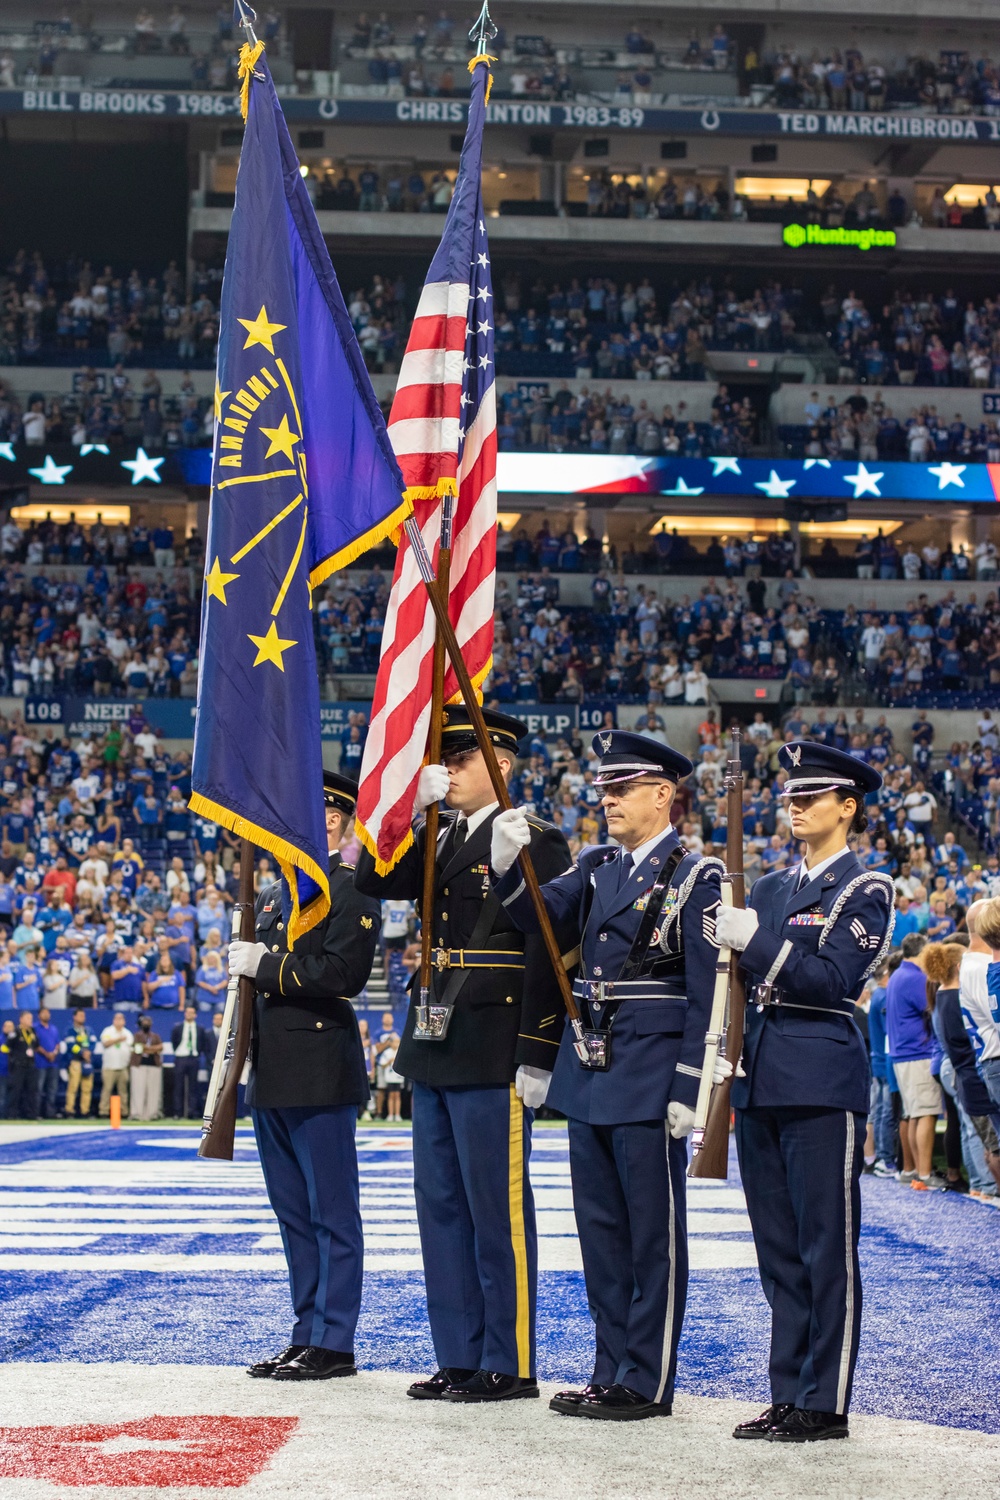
[0,1128,997,1434]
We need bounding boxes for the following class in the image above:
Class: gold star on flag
[205,556,240,605]
[259,413,300,463]
[213,382,231,422]
[248,621,298,671]
[237,305,287,354]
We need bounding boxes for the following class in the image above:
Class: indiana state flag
[191,42,407,943]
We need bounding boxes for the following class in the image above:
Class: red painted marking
[986,463,1000,499]
[0,1415,298,1488]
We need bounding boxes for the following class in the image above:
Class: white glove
[515,1064,551,1110]
[667,1101,696,1139]
[491,807,531,875]
[228,940,268,979]
[414,763,450,815]
[712,1055,734,1086]
[714,905,759,953]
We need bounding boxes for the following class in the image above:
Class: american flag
[356,61,497,873]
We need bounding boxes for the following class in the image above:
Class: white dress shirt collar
[796,845,850,889]
[456,801,499,839]
[622,823,677,872]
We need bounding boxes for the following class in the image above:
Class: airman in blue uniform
[716,742,894,1444]
[491,731,724,1421]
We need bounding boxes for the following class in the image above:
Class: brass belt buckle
[433,947,450,972]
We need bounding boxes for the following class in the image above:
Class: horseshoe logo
[700,109,721,131]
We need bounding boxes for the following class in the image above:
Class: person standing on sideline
[33,1006,61,1118]
[98,1012,134,1117]
[717,742,894,1443]
[960,899,1000,1126]
[230,771,380,1383]
[490,730,723,1421]
[130,1014,164,1119]
[886,933,945,1188]
[356,707,572,1405]
[6,1011,41,1117]
[61,1009,98,1118]
[171,1004,208,1118]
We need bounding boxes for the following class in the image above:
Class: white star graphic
[28,454,73,485]
[80,443,110,456]
[476,287,491,303]
[477,320,493,336]
[928,461,967,490]
[754,469,797,499]
[803,458,832,470]
[462,358,473,373]
[478,353,492,370]
[120,447,164,485]
[843,462,884,498]
[479,219,485,232]
[459,392,471,407]
[708,456,741,476]
[662,477,706,497]
[0,442,15,462]
[457,427,465,441]
[476,252,490,269]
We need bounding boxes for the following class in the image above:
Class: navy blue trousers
[735,1106,866,1415]
[567,1118,689,1406]
[252,1104,362,1353]
[412,1083,536,1378]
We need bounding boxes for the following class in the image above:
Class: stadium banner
[5,88,1000,143]
[6,444,1000,503]
[20,697,619,741]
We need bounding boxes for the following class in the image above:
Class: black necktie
[453,819,467,851]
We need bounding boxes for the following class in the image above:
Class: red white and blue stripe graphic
[357,61,496,873]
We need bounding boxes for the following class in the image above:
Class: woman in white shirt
[43,957,69,1009]
[69,952,101,1008]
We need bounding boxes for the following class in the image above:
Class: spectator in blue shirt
[194,950,228,1013]
[110,947,145,1009]
[33,1006,60,1118]
[145,955,185,1011]
[13,949,42,1012]
[885,934,944,1189]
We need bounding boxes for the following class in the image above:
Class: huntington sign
[782,223,897,251]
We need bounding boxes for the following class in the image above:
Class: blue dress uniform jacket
[494,830,722,1122]
[355,810,573,1380]
[248,853,381,1356]
[733,849,894,1114]
[494,826,723,1407]
[732,847,894,1417]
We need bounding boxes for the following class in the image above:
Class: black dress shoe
[732,1403,794,1438]
[272,1346,357,1380]
[441,1371,539,1402]
[549,1383,611,1415]
[246,1344,306,1379]
[575,1384,672,1421]
[769,1408,849,1442]
[407,1368,476,1400]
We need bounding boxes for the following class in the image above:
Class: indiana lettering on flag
[357,57,497,874]
[190,41,407,938]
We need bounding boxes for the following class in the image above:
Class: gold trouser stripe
[508,1084,531,1378]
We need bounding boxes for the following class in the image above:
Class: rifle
[689,727,747,1181]
[199,838,255,1160]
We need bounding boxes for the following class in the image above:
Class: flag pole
[415,496,454,1032]
[404,514,591,1063]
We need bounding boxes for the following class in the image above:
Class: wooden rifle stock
[198,838,256,1161]
[689,729,747,1181]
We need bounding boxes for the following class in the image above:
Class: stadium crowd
[5,690,999,1207]
[0,530,200,698]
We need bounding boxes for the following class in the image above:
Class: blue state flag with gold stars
[190,43,407,944]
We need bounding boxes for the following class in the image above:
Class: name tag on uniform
[788,911,827,927]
